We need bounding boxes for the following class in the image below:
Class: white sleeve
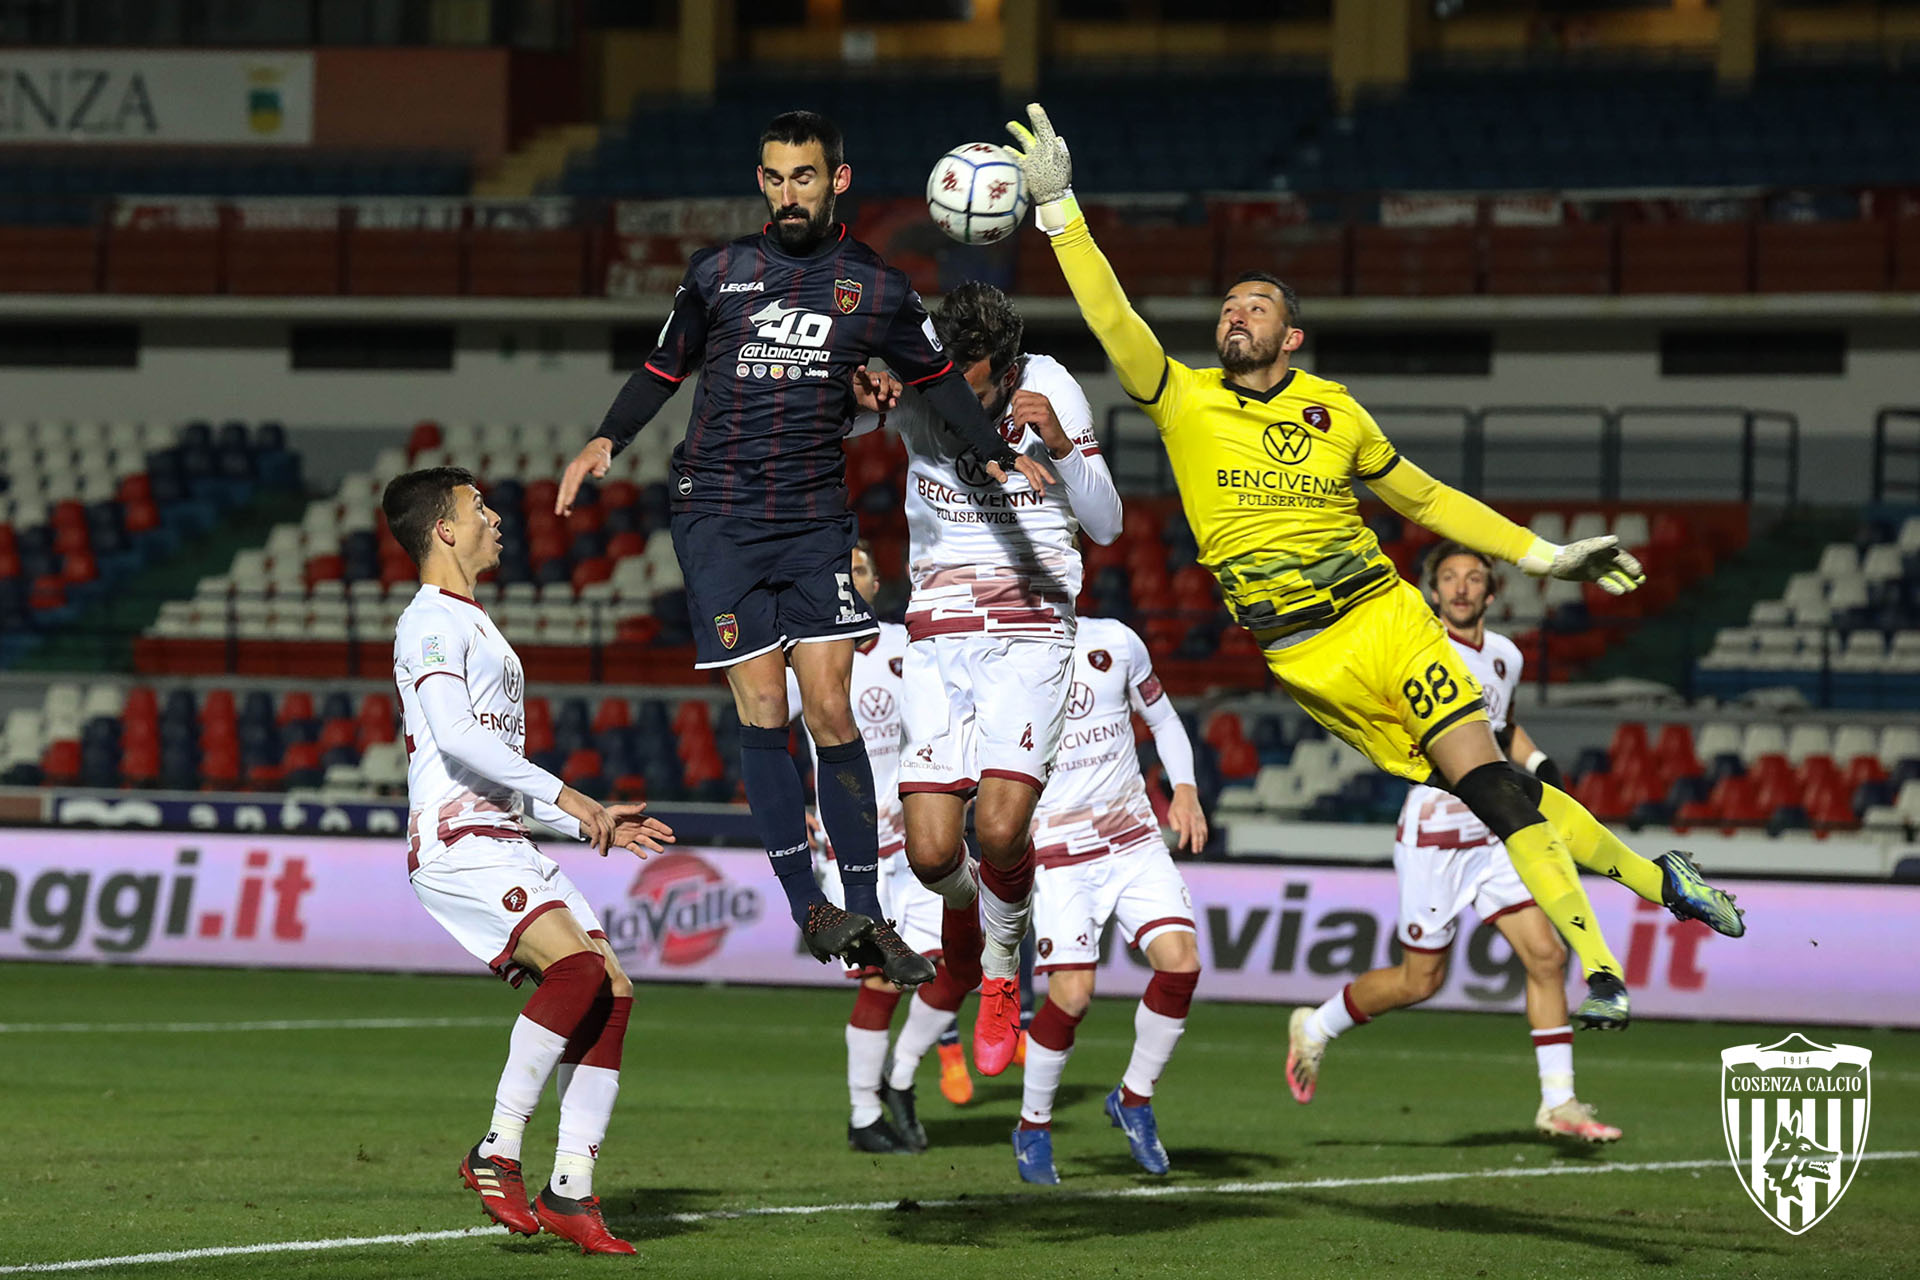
[1051,445,1123,546]
[1123,625,1195,788]
[526,795,585,842]
[414,671,568,809]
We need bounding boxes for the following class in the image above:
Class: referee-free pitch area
[3,964,1914,1278]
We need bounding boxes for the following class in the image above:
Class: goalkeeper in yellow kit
[1002,105,1745,1030]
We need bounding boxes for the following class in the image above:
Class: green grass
[2,965,1916,1278]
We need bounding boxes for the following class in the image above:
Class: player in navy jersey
[557,111,1052,985]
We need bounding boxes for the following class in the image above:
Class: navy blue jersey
[597,224,955,522]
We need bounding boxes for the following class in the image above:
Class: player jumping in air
[1005,104,1744,1030]
[556,112,1049,987]
[1014,616,1208,1184]
[788,543,969,1155]
[1287,544,1622,1142]
[383,467,675,1256]
[849,282,1123,1076]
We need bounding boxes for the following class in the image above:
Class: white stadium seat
[1739,723,1787,762]
[1816,542,1859,580]
[1784,724,1832,763]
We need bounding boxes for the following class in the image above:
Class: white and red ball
[925,142,1029,245]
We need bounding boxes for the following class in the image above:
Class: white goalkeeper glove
[1004,102,1080,235]
[1518,535,1646,596]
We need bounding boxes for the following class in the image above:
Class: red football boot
[458,1146,539,1236]
[533,1187,636,1255]
[973,977,1023,1077]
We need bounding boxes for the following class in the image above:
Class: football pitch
[2,964,1914,1278]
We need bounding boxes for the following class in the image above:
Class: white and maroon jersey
[862,352,1122,642]
[1399,626,1525,851]
[1030,617,1172,868]
[394,585,542,853]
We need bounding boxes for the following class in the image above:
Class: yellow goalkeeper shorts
[1261,577,1489,782]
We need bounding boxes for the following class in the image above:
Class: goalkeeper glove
[1004,102,1080,235]
[1518,534,1645,596]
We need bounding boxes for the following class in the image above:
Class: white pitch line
[0,1017,503,1035]
[4,1151,1914,1275]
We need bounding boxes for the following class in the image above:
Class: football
[925,142,1029,245]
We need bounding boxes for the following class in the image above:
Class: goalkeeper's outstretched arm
[1368,457,1645,596]
[1003,104,1168,403]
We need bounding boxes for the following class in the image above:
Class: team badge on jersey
[1088,649,1111,671]
[890,657,903,677]
[502,887,527,913]
[834,278,863,314]
[715,613,739,649]
[1303,405,1331,431]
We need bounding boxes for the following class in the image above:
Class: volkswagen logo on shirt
[501,657,523,703]
[1263,421,1313,466]
[1065,681,1095,720]
[955,451,993,488]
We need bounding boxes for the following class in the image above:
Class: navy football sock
[814,738,883,922]
[739,725,826,927]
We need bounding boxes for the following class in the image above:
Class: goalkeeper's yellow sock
[1538,784,1667,905]
[1502,822,1622,980]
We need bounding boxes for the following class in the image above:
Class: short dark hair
[382,466,477,567]
[1230,270,1303,330]
[935,281,1024,379]
[854,537,874,561]
[1424,540,1498,593]
[760,110,844,172]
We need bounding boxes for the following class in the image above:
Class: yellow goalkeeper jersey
[1047,214,1536,639]
[1136,359,1404,635]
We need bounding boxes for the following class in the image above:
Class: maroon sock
[559,994,631,1071]
[1027,997,1084,1053]
[916,961,970,1013]
[522,951,608,1038]
[849,984,903,1031]
[1017,1118,1050,1130]
[979,842,1035,903]
[1142,969,1200,1019]
[1342,982,1372,1027]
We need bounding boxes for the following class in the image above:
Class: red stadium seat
[1844,756,1886,787]
[526,720,555,755]
[525,479,560,513]
[407,420,442,458]
[54,523,91,555]
[526,696,552,731]
[593,699,631,734]
[562,749,604,783]
[1218,738,1259,781]
[124,499,161,535]
[122,742,159,787]
[61,552,98,584]
[283,742,323,773]
[607,532,646,561]
[672,700,711,736]
[305,555,345,585]
[124,686,158,722]
[319,718,358,752]
[1202,711,1246,752]
[29,576,67,612]
[566,505,605,537]
[1806,783,1856,829]
[601,480,640,510]
[572,557,613,592]
[42,740,82,785]
[201,689,236,725]
[1711,775,1766,826]
[1607,722,1650,767]
[612,773,648,801]
[201,746,241,790]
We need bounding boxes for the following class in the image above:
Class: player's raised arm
[1009,382,1121,545]
[558,258,713,515]
[1354,406,1646,596]
[1004,104,1170,404]
[1121,624,1205,852]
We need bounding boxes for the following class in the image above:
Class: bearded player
[557,111,1051,990]
[1005,104,1745,1030]
[849,282,1123,1078]
[384,467,674,1255]
[1013,616,1207,1184]
[789,543,969,1154]
[1287,544,1621,1143]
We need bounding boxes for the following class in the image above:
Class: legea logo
[602,852,761,967]
[1721,1033,1872,1234]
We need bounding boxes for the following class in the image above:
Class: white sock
[1121,1004,1186,1099]
[1533,1025,1575,1107]
[1305,988,1359,1044]
[553,1063,619,1198]
[1019,1038,1072,1126]
[978,881,1030,980]
[921,855,978,909]
[480,1015,568,1161]
[551,1152,596,1200]
[887,991,955,1091]
[846,1025,890,1127]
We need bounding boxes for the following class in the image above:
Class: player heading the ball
[1005,102,1746,1032]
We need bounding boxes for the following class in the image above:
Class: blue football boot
[1656,851,1746,937]
[1104,1086,1170,1175]
[1575,971,1631,1031]
[1012,1126,1059,1185]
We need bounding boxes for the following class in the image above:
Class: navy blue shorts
[670,510,878,668]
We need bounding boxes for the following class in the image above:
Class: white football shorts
[898,632,1074,796]
[1032,845,1194,973]
[410,833,605,985]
